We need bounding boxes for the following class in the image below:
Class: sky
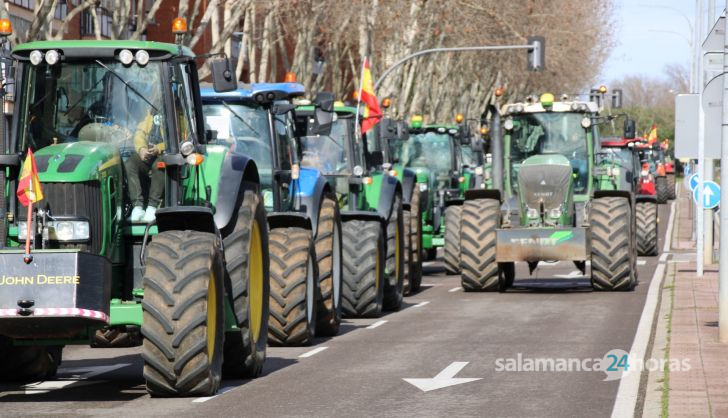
[600,0,722,85]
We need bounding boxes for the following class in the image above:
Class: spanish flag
[359,57,383,135]
[16,149,43,207]
[646,124,657,145]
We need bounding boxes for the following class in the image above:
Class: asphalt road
[0,203,671,418]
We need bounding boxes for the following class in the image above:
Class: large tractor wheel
[590,197,636,291]
[0,337,62,381]
[408,189,423,293]
[383,196,405,311]
[403,209,412,295]
[635,201,658,256]
[443,205,462,275]
[221,191,269,378]
[655,176,668,204]
[141,230,225,397]
[314,196,342,337]
[460,198,500,292]
[667,173,676,200]
[342,220,385,317]
[268,228,317,346]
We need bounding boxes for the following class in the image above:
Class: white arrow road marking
[413,301,430,308]
[366,320,387,329]
[553,270,583,279]
[403,361,482,392]
[448,286,462,292]
[299,346,328,358]
[19,363,131,394]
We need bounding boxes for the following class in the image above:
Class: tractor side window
[274,116,292,171]
[171,63,197,145]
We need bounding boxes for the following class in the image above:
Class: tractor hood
[517,154,573,212]
[34,142,121,182]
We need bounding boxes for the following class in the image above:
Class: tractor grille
[20,181,103,254]
[518,164,572,211]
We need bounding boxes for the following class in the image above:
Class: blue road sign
[685,165,691,177]
[693,180,720,209]
[689,173,700,191]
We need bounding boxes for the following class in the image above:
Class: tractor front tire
[408,189,424,293]
[141,230,225,397]
[221,190,269,379]
[268,228,317,346]
[636,201,658,256]
[342,220,385,317]
[315,196,342,337]
[656,176,668,204]
[383,196,405,311]
[460,198,500,292]
[443,205,462,275]
[590,197,636,291]
[667,173,676,200]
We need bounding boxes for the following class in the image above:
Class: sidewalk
[644,187,727,417]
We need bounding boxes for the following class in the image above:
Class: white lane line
[662,201,676,253]
[637,260,647,266]
[193,385,239,403]
[366,320,388,329]
[448,286,462,292]
[298,346,329,358]
[659,252,669,263]
[413,301,430,308]
[610,202,677,417]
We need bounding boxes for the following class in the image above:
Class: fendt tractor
[200,85,342,346]
[0,27,271,397]
[596,133,659,256]
[464,93,637,292]
[394,116,474,275]
[295,101,405,317]
[369,116,424,293]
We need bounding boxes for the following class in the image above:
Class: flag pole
[23,176,33,264]
[354,57,366,141]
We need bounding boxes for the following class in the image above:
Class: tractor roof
[501,96,598,116]
[295,102,360,118]
[13,40,194,59]
[200,82,305,103]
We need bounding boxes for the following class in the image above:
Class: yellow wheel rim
[249,220,264,343]
[207,269,217,361]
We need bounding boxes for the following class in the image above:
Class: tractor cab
[595,137,642,193]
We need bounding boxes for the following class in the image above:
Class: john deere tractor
[0,38,270,397]
[394,117,473,275]
[464,93,637,292]
[201,86,342,346]
[295,101,404,317]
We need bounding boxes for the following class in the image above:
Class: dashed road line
[448,286,462,292]
[366,320,388,329]
[193,385,239,403]
[413,301,430,308]
[298,346,329,358]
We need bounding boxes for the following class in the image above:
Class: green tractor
[465,93,637,292]
[369,117,424,293]
[295,101,405,317]
[0,39,270,397]
[393,116,474,275]
[200,85,343,346]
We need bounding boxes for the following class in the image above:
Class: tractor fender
[341,210,386,226]
[594,190,632,204]
[294,167,332,234]
[464,188,502,202]
[376,174,403,223]
[268,211,312,231]
[213,152,261,232]
[156,206,217,234]
[402,168,416,205]
[636,194,658,204]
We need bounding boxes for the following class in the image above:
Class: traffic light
[527,36,545,72]
[612,89,623,109]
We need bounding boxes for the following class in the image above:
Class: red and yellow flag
[646,124,657,145]
[360,57,383,135]
[16,149,43,207]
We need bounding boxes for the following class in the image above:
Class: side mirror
[205,129,218,142]
[310,92,335,136]
[272,103,295,115]
[623,118,636,139]
[625,170,633,184]
[211,58,237,93]
[368,150,384,167]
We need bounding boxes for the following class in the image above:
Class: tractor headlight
[419,183,428,192]
[48,220,90,241]
[135,49,150,66]
[526,207,539,219]
[549,208,562,219]
[44,49,60,65]
[118,49,134,65]
[504,118,514,131]
[29,50,43,66]
[581,117,592,129]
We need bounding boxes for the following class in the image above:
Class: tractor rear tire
[403,209,412,295]
[342,220,385,318]
[460,198,500,292]
[443,205,462,275]
[656,176,668,204]
[590,197,636,291]
[0,337,62,381]
[91,326,142,348]
[667,173,676,200]
[221,191,269,379]
[141,230,225,397]
[408,189,423,293]
[383,196,405,311]
[636,201,658,256]
[268,228,317,346]
[314,196,342,337]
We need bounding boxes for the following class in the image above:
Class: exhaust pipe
[489,104,503,192]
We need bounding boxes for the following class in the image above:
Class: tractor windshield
[17,61,167,153]
[399,132,453,177]
[300,118,350,176]
[508,112,589,192]
[461,145,475,168]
